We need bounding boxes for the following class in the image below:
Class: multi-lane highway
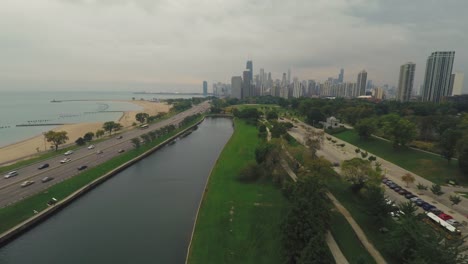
[0,102,210,208]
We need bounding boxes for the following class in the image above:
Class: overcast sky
[1,0,466,92]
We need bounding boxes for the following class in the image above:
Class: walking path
[326,231,349,264]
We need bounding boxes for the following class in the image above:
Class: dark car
[118,149,125,153]
[38,163,49,170]
[77,165,88,171]
[405,193,415,199]
[416,200,425,206]
[422,203,435,211]
[382,178,389,183]
[389,183,398,189]
[116,135,123,139]
[398,189,407,195]
[394,187,401,192]
[429,208,443,215]
[41,176,54,183]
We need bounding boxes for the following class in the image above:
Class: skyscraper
[422,51,455,103]
[246,60,253,81]
[357,70,367,96]
[231,76,242,99]
[338,68,344,83]
[242,70,252,99]
[287,68,291,85]
[450,72,465,95]
[203,81,208,95]
[397,62,416,102]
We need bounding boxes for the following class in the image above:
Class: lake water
[0,117,233,264]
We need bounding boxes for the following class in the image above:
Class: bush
[237,163,263,182]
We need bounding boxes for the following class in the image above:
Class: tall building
[338,68,344,83]
[281,73,287,88]
[287,68,291,85]
[450,72,465,95]
[357,70,367,96]
[203,81,208,95]
[293,77,301,98]
[422,51,455,103]
[231,76,242,99]
[397,62,416,102]
[242,70,252,99]
[246,60,253,81]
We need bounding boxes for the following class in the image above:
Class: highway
[0,102,210,208]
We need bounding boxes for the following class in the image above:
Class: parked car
[394,187,401,192]
[60,158,71,164]
[447,219,460,226]
[405,193,416,199]
[118,149,125,153]
[96,150,103,154]
[64,150,73,156]
[389,184,398,189]
[382,178,389,183]
[4,171,18,179]
[438,213,453,221]
[416,200,425,206]
[38,163,49,170]
[88,145,95,150]
[410,197,420,202]
[41,176,54,183]
[422,203,435,211]
[429,208,443,215]
[77,165,88,171]
[20,180,34,187]
[398,189,408,195]
[116,135,123,139]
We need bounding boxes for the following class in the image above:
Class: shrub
[237,163,263,182]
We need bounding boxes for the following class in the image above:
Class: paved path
[326,231,349,264]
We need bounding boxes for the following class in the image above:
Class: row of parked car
[382,177,459,226]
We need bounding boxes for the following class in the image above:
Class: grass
[329,211,376,264]
[0,116,203,234]
[187,119,287,264]
[333,130,468,186]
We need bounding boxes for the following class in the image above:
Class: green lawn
[0,116,203,234]
[187,119,287,264]
[329,211,376,264]
[333,130,467,186]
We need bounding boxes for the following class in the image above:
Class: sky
[0,0,466,92]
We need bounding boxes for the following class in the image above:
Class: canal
[0,117,233,264]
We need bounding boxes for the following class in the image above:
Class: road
[0,102,211,208]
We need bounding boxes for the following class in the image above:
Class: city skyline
[0,1,467,92]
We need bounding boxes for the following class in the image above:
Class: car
[446,219,460,226]
[429,208,443,215]
[421,203,435,211]
[96,150,103,154]
[77,165,88,171]
[118,149,125,153]
[88,145,95,150]
[416,200,425,206]
[116,135,123,139]
[405,193,416,199]
[41,176,54,183]
[20,180,34,187]
[64,150,73,156]
[398,189,408,195]
[47,198,58,206]
[394,187,401,192]
[438,213,453,221]
[38,163,49,170]
[4,171,18,179]
[60,158,71,164]
[382,178,389,183]
[410,197,420,202]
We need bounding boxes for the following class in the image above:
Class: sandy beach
[0,100,171,165]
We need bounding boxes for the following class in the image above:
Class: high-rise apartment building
[246,61,253,81]
[242,70,252,99]
[338,68,344,83]
[287,69,291,85]
[231,76,242,99]
[422,51,455,103]
[203,81,208,95]
[397,62,416,102]
[357,70,367,96]
[450,72,465,95]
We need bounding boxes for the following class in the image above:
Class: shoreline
[0,100,170,166]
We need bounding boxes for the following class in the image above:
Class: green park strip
[333,130,467,186]
[0,116,204,235]
[187,119,287,264]
[325,176,398,264]
[329,211,376,264]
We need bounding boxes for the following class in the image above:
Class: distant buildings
[246,61,253,81]
[422,51,455,103]
[242,70,252,98]
[397,62,416,102]
[338,68,344,83]
[203,81,208,96]
[231,76,242,99]
[357,70,367,96]
[450,72,465,95]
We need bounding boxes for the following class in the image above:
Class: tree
[131,138,140,149]
[304,128,324,157]
[457,136,468,175]
[304,108,325,127]
[383,117,417,148]
[140,134,150,144]
[103,121,122,135]
[439,128,462,164]
[44,131,69,151]
[83,132,94,142]
[95,129,105,138]
[75,137,86,146]
[266,111,278,120]
[364,185,392,225]
[297,235,333,264]
[135,113,149,124]
[355,118,376,140]
[401,173,415,187]
[430,184,444,196]
[450,195,462,206]
[341,158,379,193]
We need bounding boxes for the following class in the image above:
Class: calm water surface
[0,117,233,264]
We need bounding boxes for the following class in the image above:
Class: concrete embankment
[0,117,206,247]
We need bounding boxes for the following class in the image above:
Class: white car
[88,145,95,150]
[64,150,74,156]
[60,158,71,164]
[20,180,34,188]
[4,171,18,179]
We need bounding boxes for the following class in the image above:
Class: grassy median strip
[329,211,376,264]
[333,130,467,186]
[187,119,287,264]
[0,116,203,235]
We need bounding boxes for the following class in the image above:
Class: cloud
[0,0,466,91]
